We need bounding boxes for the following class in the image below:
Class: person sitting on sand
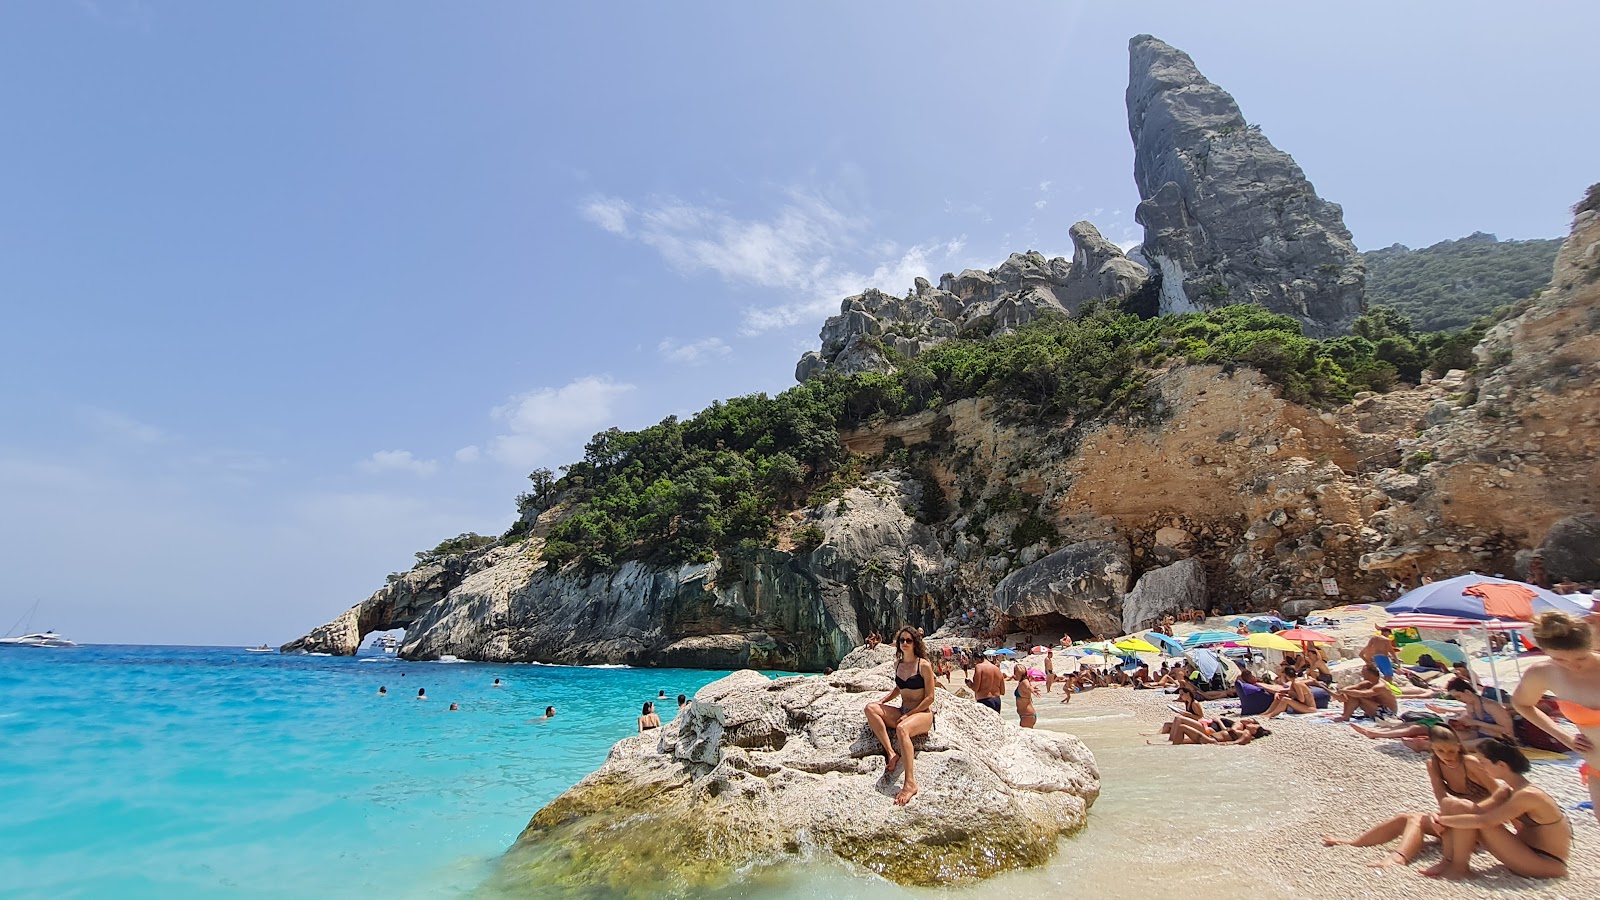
[1335,664,1398,721]
[1322,725,1499,868]
[1259,675,1320,719]
[1512,610,1600,824]
[1347,678,1512,746]
[1427,739,1571,880]
[638,701,661,732]
[1014,664,1037,728]
[864,626,939,805]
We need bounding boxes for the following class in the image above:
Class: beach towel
[1463,582,1537,619]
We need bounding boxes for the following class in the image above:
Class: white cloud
[578,196,633,235]
[578,189,965,336]
[82,408,167,444]
[657,337,732,366]
[358,450,438,476]
[454,445,481,463]
[1034,200,1048,210]
[487,375,635,467]
[1038,180,1052,192]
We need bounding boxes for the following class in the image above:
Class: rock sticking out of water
[493,668,1099,895]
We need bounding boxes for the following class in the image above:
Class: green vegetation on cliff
[529,303,1482,569]
[1363,233,1559,332]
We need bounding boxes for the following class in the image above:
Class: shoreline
[1028,686,1599,898]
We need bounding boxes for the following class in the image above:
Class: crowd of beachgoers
[864,591,1600,885]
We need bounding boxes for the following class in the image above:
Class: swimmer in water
[449,702,459,711]
[543,706,555,719]
[417,688,427,700]
[377,686,387,695]
[493,678,502,687]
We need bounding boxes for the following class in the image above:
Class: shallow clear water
[0,645,740,899]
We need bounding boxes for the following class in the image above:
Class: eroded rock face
[1121,559,1206,633]
[491,669,1099,894]
[993,540,1131,636]
[284,471,955,670]
[1127,34,1364,336]
[795,225,1147,380]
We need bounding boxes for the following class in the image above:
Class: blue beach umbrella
[986,648,1016,656]
[1386,573,1586,621]
[1185,647,1224,680]
[1182,631,1240,648]
[1142,631,1185,655]
[1246,616,1287,633]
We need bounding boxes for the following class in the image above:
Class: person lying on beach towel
[1153,716,1269,745]
[1323,725,1499,868]
[1348,678,1512,747]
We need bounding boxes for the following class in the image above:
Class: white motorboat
[368,634,399,654]
[245,645,275,653]
[0,631,77,648]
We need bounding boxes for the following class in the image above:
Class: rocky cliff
[795,222,1148,380]
[1127,34,1365,336]
[286,193,1598,667]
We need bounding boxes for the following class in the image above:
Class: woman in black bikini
[864,626,938,805]
[1429,739,1570,879]
[637,701,661,732]
[1322,725,1498,868]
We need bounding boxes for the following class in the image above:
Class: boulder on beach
[491,668,1100,895]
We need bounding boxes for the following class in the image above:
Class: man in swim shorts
[1362,627,1397,679]
[969,656,1005,714]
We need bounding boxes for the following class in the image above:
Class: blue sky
[3,2,1596,645]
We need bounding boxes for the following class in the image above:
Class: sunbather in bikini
[1322,726,1498,868]
[1350,678,1514,747]
[1512,610,1600,824]
[1259,675,1319,719]
[1427,739,1571,880]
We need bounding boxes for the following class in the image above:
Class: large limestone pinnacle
[1126,34,1365,336]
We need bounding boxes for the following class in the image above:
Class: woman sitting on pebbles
[864,626,938,806]
[1427,739,1570,880]
[1322,725,1498,868]
[1513,610,1600,824]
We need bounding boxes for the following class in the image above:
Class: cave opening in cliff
[1012,614,1095,646]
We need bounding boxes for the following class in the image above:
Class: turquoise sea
[0,645,741,899]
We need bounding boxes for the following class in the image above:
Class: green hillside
[1362,232,1560,332]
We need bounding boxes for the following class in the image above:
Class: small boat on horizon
[245,644,275,653]
[0,631,77,648]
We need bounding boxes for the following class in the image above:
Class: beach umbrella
[1027,668,1046,681]
[1386,573,1586,621]
[1246,616,1287,633]
[1182,631,1240,648]
[1242,632,1300,652]
[1276,628,1335,644]
[988,648,1016,656]
[1186,647,1224,680]
[1113,637,1161,654]
[1398,640,1467,666]
[1031,646,1049,654]
[1060,647,1089,657]
[1142,631,1185,655]
[1075,653,1107,667]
